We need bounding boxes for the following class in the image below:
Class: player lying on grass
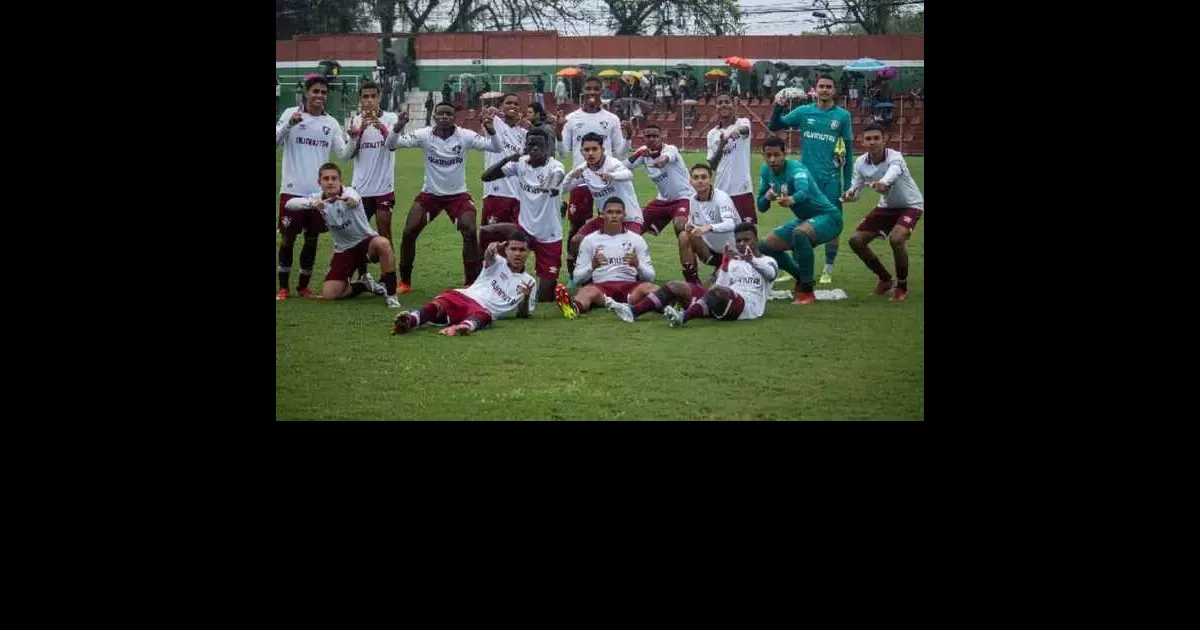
[478,129,566,303]
[844,123,925,302]
[755,136,843,305]
[554,197,655,319]
[391,235,537,337]
[679,163,738,285]
[283,163,401,307]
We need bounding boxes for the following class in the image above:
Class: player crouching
[392,236,537,337]
[283,163,400,306]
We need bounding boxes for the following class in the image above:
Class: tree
[600,0,743,36]
[277,0,373,39]
[810,0,924,35]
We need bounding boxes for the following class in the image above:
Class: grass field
[276,145,924,420]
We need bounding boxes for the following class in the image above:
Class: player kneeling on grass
[554,197,656,319]
[284,163,401,307]
[756,136,843,305]
[843,123,925,302]
[680,163,738,285]
[392,236,536,337]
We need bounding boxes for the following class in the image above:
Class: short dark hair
[318,162,342,177]
[602,197,625,210]
[763,136,787,152]
[814,74,836,88]
[580,132,605,147]
[714,91,732,101]
[304,75,330,91]
[689,163,713,175]
[435,101,456,111]
[734,222,758,236]
[527,127,548,140]
[360,80,380,95]
[643,123,661,132]
[584,76,603,87]
[506,230,529,244]
[502,92,520,102]
[862,122,886,136]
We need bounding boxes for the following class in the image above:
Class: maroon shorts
[592,281,646,304]
[362,192,396,220]
[643,198,690,235]
[482,196,521,226]
[577,217,644,238]
[415,192,477,224]
[695,286,745,321]
[568,185,594,222]
[527,236,563,280]
[856,206,923,236]
[326,237,375,283]
[432,290,494,329]
[729,192,757,225]
[278,193,328,236]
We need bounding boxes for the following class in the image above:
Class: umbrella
[638,69,652,75]
[664,70,680,78]
[705,68,729,78]
[774,61,791,71]
[725,56,752,71]
[622,70,643,79]
[674,63,693,70]
[751,60,775,76]
[844,58,889,72]
[598,69,621,78]
[480,91,504,100]
[576,63,595,71]
[682,99,698,106]
[775,87,809,103]
[873,102,896,109]
[814,63,835,73]
[556,67,583,78]
[877,66,898,80]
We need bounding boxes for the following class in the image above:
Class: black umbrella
[751,60,774,77]
[773,61,791,71]
[664,70,680,78]
[674,63,692,70]
[814,63,834,73]
[576,63,595,71]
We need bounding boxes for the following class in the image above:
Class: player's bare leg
[297,230,320,297]
[317,279,355,300]
[887,225,912,301]
[397,202,428,293]
[610,281,691,323]
[457,211,482,286]
[567,284,607,315]
[375,209,394,256]
[848,230,894,296]
[677,229,702,285]
[669,285,734,327]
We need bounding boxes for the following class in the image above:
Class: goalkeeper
[768,74,854,284]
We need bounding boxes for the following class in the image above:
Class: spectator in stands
[535,74,545,107]
[399,69,407,93]
[763,71,774,99]
[526,102,557,155]
[749,71,759,98]
[655,80,665,111]
[848,75,860,106]
[777,69,788,93]
[686,74,698,99]
[424,91,435,126]
[908,86,922,103]
[442,79,452,107]
[555,77,568,104]
[481,77,491,95]
[730,67,741,96]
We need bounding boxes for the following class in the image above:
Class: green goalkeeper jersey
[756,159,838,221]
[769,103,854,188]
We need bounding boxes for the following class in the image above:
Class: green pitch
[275,147,924,420]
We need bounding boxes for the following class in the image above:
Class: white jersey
[386,126,502,195]
[560,108,626,186]
[714,256,778,320]
[483,116,528,199]
[500,157,567,243]
[346,111,399,196]
[455,255,537,320]
[284,187,376,253]
[573,230,655,286]
[626,144,695,202]
[276,107,348,197]
[706,118,754,197]
[563,156,643,223]
[848,149,925,210]
[688,189,739,253]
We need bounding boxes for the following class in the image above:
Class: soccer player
[480,93,529,228]
[768,74,853,284]
[275,74,348,301]
[679,163,738,284]
[661,223,778,326]
[479,129,566,303]
[756,136,842,305]
[556,76,627,257]
[283,163,401,307]
[844,123,925,302]
[343,79,399,292]
[554,198,656,318]
[391,236,537,337]
[624,124,695,277]
[386,101,502,291]
[706,92,757,224]
[562,133,642,280]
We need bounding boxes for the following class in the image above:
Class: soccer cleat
[874,278,894,296]
[555,283,578,319]
[440,322,472,336]
[819,271,833,284]
[663,305,685,328]
[297,287,315,298]
[606,297,635,323]
[391,311,416,335]
[386,295,402,309]
[276,288,290,301]
[396,281,413,295]
[890,288,908,302]
[793,291,816,305]
[362,272,386,296]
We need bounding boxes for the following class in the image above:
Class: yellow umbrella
[705,68,729,78]
[597,69,621,78]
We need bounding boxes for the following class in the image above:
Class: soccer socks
[683,299,708,322]
[382,271,397,297]
[681,262,701,285]
[278,244,293,289]
[571,298,589,314]
[298,239,318,289]
[760,239,805,280]
[417,302,440,324]
[349,282,370,297]
[791,235,815,285]
[462,233,482,285]
[892,242,909,290]
[632,289,669,318]
[298,269,313,290]
[824,241,839,273]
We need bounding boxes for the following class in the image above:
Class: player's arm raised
[768,101,802,132]
[338,115,361,161]
[516,279,537,318]
[606,161,633,182]
[284,195,323,211]
[482,241,505,269]
[750,254,779,281]
[276,107,301,145]
[482,151,523,182]
[468,125,505,153]
[386,111,421,150]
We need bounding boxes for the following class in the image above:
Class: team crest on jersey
[574,122,583,129]
[830,120,840,130]
[298,124,307,130]
[322,126,330,135]
[600,120,609,129]
[452,145,462,154]
[487,215,497,224]
[806,118,815,126]
[621,241,633,253]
